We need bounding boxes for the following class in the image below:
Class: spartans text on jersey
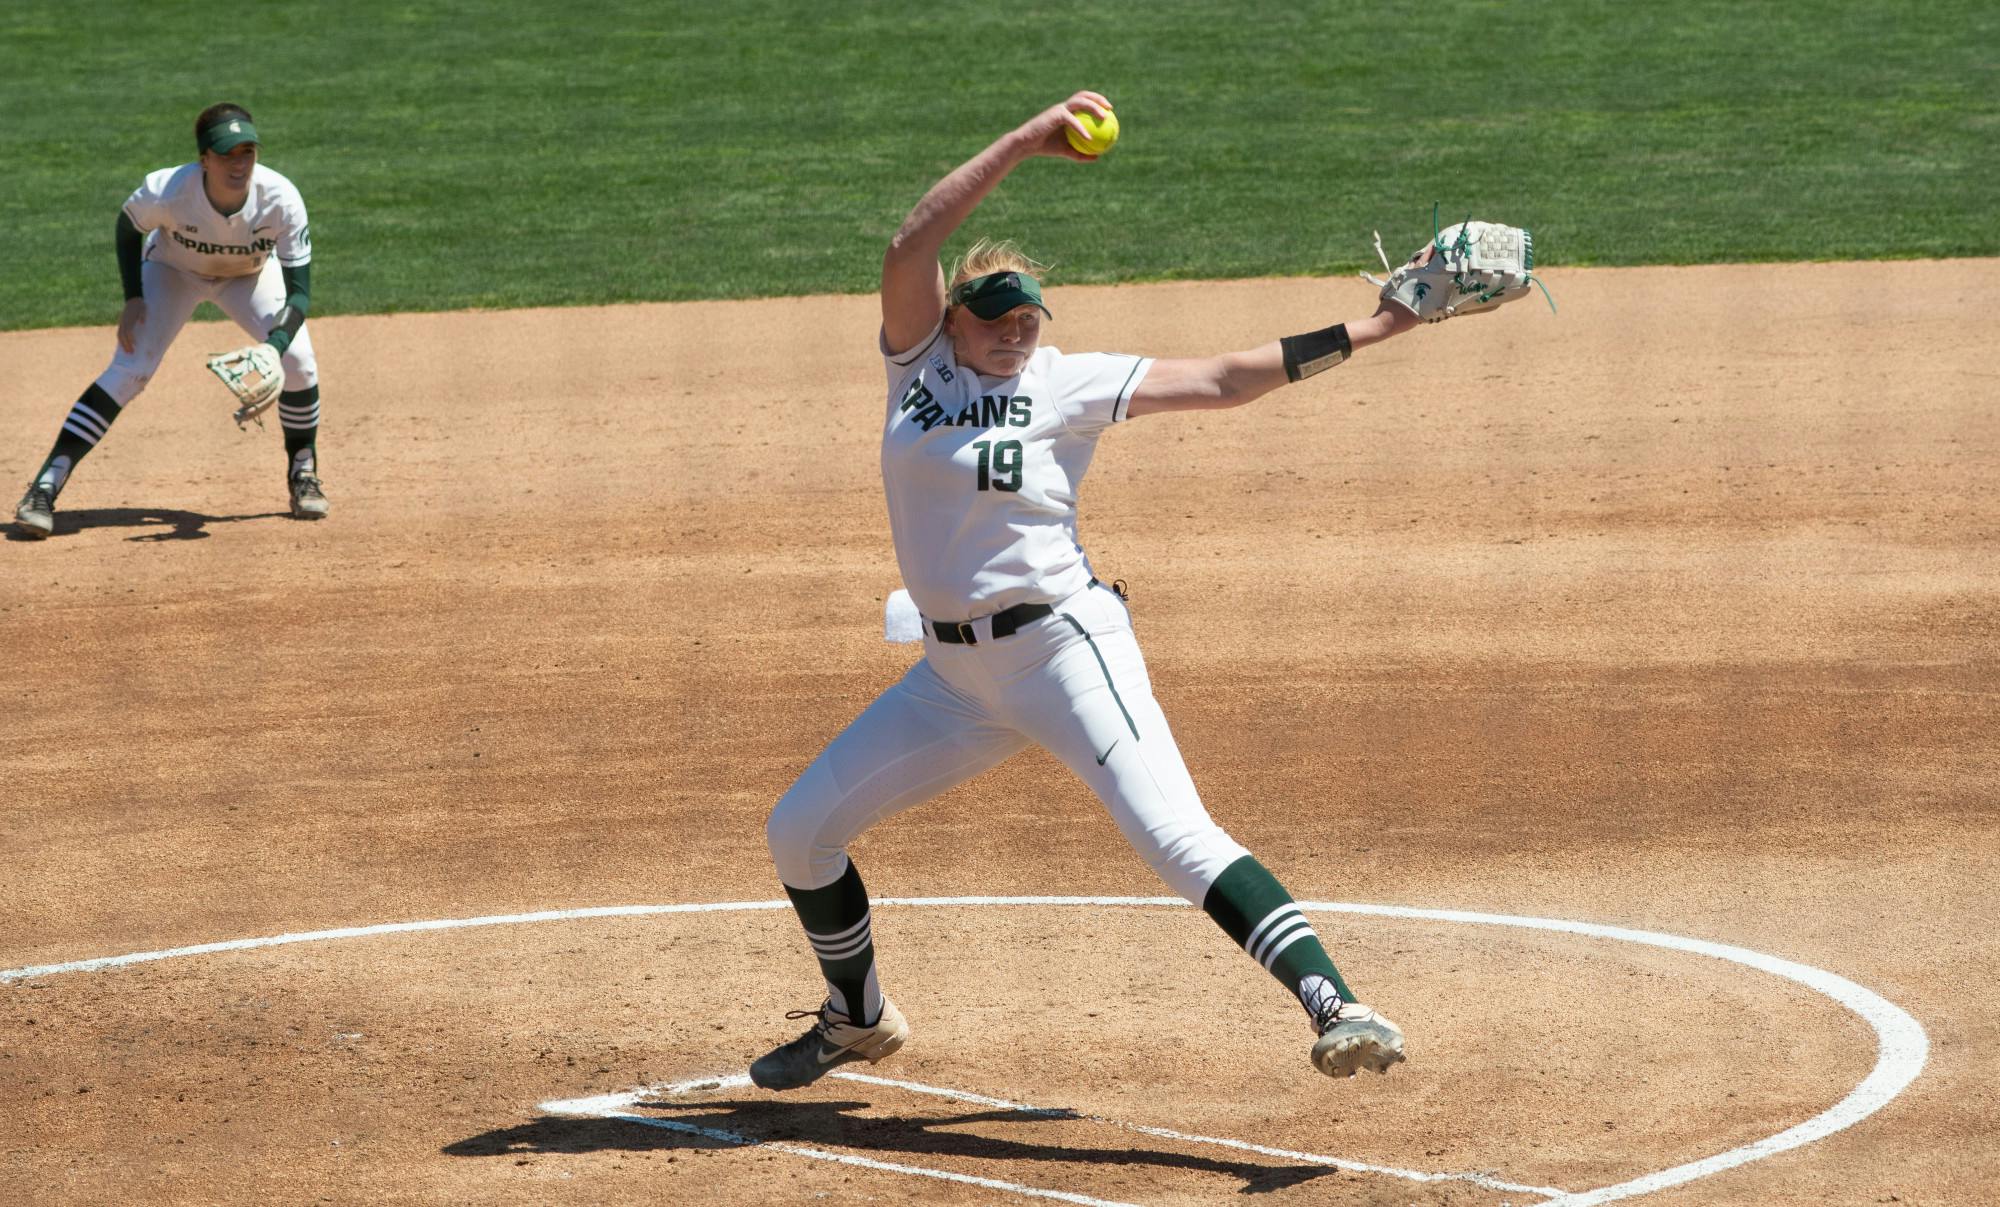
[168,229,278,257]
[897,381,1032,432]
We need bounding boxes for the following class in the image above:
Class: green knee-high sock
[278,386,319,477]
[34,384,124,497]
[782,857,884,1025]
[1202,855,1355,1024]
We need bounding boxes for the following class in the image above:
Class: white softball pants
[766,579,1250,903]
[94,256,317,406]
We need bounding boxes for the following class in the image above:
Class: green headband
[199,117,260,154]
[949,271,1051,320]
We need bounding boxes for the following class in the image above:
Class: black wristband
[1280,323,1351,382]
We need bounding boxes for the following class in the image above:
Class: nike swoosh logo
[1095,739,1119,766]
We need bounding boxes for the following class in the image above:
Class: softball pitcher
[13,103,326,538]
[751,91,1539,1090]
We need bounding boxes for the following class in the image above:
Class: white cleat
[1311,1002,1407,1078]
[750,997,908,1091]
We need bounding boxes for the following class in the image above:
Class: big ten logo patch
[927,351,954,383]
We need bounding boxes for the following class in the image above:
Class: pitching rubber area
[1,896,1927,1205]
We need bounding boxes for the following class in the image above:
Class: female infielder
[13,102,326,538]
[754,91,1534,1090]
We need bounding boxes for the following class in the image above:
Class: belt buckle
[952,621,978,645]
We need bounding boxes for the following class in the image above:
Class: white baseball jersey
[881,322,1151,619]
[122,162,311,280]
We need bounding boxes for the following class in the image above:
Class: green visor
[948,271,1052,320]
[199,118,260,154]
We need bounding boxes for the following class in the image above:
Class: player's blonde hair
[947,238,1051,295]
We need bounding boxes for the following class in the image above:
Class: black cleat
[14,484,55,538]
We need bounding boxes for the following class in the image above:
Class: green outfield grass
[1,0,1994,329]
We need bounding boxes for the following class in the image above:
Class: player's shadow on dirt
[4,507,292,542]
[446,1097,1334,1195]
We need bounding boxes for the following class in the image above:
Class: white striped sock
[1244,904,1300,960]
[61,401,111,445]
[808,910,873,961]
[1245,904,1318,969]
[1259,924,1313,970]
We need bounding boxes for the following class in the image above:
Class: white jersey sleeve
[120,167,180,234]
[1050,351,1151,434]
[266,168,312,268]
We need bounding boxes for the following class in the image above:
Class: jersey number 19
[973,439,1023,492]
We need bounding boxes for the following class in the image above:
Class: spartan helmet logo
[230,121,241,132]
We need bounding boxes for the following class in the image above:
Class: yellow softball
[1066,108,1120,156]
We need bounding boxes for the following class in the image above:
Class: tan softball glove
[1364,208,1551,322]
[205,342,284,428]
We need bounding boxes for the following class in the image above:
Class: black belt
[930,579,1123,646]
[930,601,1053,645]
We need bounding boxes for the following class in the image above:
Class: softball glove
[1364,207,1551,322]
[206,342,284,428]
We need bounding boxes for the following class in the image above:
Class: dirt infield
[2,262,1994,1205]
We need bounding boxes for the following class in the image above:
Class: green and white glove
[1365,211,1550,322]
[205,342,285,428]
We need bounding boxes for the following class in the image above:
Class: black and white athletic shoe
[288,472,329,520]
[14,484,55,538]
[749,997,908,1091]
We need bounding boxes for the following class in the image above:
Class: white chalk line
[840,1070,1566,1197]
[552,1073,1141,1207]
[0,901,791,984]
[542,1069,1564,1198]
[1300,902,1933,1207]
[0,896,1928,1205]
